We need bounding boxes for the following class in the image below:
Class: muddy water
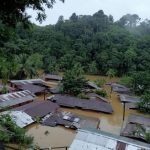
[27,75,145,148]
[27,124,75,149]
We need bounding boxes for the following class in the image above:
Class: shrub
[62,63,87,96]
[137,91,150,114]
[94,79,106,87]
[119,76,133,87]
[145,132,150,143]
[95,89,107,97]
[0,114,33,147]
[77,93,90,99]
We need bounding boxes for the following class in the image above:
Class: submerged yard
[26,75,147,149]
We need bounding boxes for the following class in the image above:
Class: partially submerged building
[42,111,99,129]
[48,95,113,114]
[9,79,49,95]
[1,111,34,128]
[69,129,150,150]
[45,74,63,82]
[111,83,131,94]
[15,100,59,118]
[121,114,150,143]
[0,90,34,111]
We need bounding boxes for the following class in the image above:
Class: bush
[119,76,133,87]
[137,91,150,114]
[145,132,150,143]
[0,114,33,147]
[62,63,87,96]
[95,89,107,97]
[94,79,106,87]
[77,93,90,99]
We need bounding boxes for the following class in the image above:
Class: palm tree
[15,53,43,79]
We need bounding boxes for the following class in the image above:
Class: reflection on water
[27,75,146,148]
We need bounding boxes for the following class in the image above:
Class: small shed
[45,74,63,82]
[119,94,140,109]
[86,81,100,90]
[111,83,131,94]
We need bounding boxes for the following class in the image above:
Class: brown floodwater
[26,75,147,148]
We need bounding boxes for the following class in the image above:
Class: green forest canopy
[0,10,150,78]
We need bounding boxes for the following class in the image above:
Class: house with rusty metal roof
[69,129,150,150]
[15,100,59,118]
[48,95,113,114]
[0,90,34,111]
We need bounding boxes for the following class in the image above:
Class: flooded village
[0,74,150,150]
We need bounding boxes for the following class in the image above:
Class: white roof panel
[1,111,34,128]
[69,129,150,150]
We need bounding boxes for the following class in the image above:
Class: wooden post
[123,102,126,121]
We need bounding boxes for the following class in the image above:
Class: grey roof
[1,111,34,128]
[128,114,150,127]
[86,81,100,90]
[42,111,99,129]
[86,93,108,103]
[9,79,49,94]
[69,129,150,150]
[111,83,131,94]
[10,79,47,85]
[50,95,113,114]
[121,115,150,142]
[15,100,59,118]
[119,94,140,103]
[0,90,34,110]
[17,83,46,94]
[45,74,63,81]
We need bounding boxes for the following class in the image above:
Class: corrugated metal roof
[1,111,34,128]
[69,129,150,150]
[45,74,63,81]
[111,83,131,94]
[119,94,140,103]
[0,90,34,110]
[50,95,113,114]
[15,101,59,118]
[10,79,46,85]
